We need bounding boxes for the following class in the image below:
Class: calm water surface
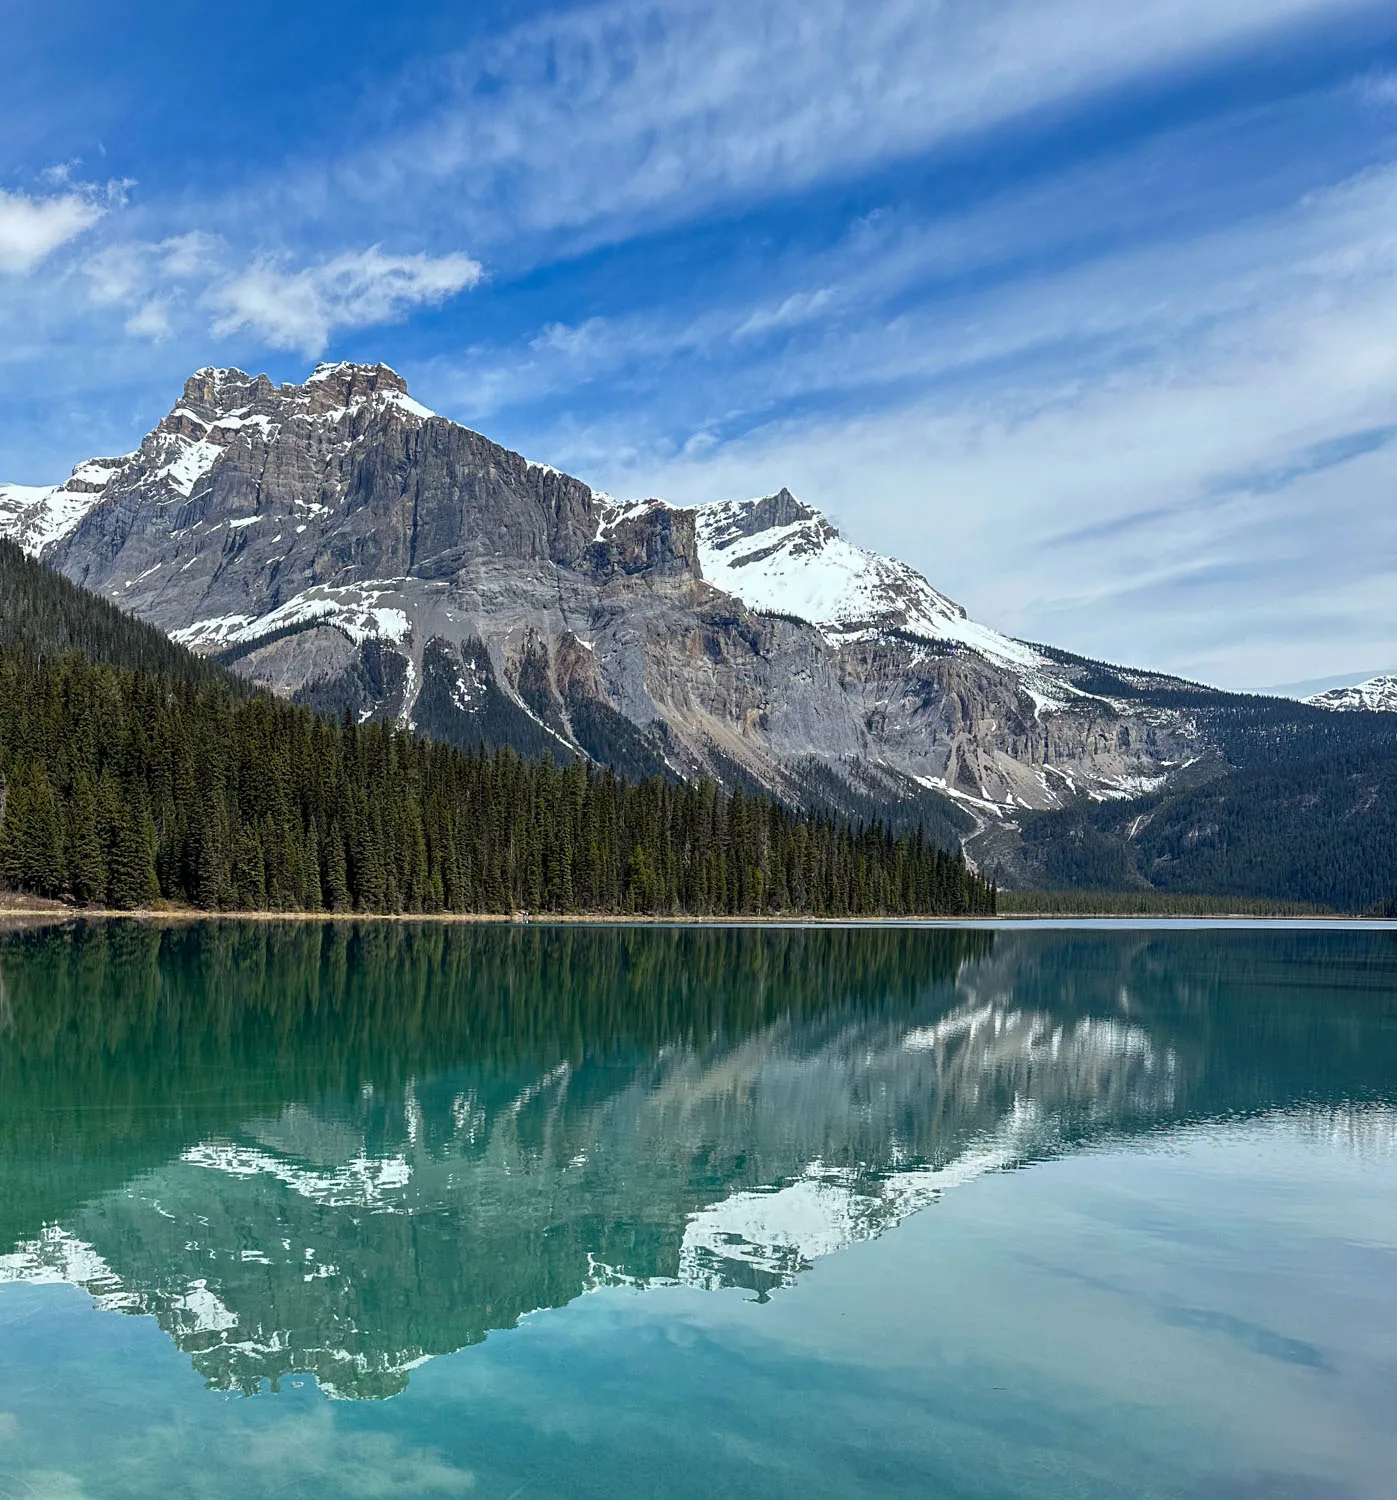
[0,921,1394,1498]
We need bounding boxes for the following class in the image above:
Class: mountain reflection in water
[0,921,1392,1400]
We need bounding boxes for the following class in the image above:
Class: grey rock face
[5,362,1213,854]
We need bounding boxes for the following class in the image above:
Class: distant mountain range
[1305,675,1397,713]
[4,361,1395,905]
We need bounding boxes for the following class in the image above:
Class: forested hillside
[0,539,240,689]
[1000,641,1397,911]
[0,547,993,918]
[1017,733,1397,912]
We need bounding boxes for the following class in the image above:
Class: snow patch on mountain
[594,498,660,543]
[0,453,129,556]
[153,433,227,498]
[170,583,413,653]
[302,361,437,422]
[312,386,437,425]
[1306,675,1397,713]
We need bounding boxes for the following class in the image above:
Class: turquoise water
[0,921,1394,1498]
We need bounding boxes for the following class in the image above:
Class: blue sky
[3,0,1397,691]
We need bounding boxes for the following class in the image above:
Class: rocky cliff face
[1,362,1216,851]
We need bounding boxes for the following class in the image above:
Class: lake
[0,920,1394,1499]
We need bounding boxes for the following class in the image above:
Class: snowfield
[170,585,414,653]
[668,491,1086,715]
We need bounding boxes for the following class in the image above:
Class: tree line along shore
[0,540,994,920]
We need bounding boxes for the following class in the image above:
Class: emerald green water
[0,921,1394,1498]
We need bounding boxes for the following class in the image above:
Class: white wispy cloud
[424,114,1397,432]
[75,236,484,353]
[0,183,114,273]
[207,247,484,356]
[473,163,1397,689]
[123,300,173,340]
[80,232,226,343]
[323,0,1366,253]
[84,233,220,307]
[1356,69,1397,108]
[734,288,838,339]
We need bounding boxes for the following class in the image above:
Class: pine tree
[322,823,350,912]
[0,761,65,896]
[100,774,158,909]
[194,816,225,910]
[67,769,105,904]
[232,826,267,910]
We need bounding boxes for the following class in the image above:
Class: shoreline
[0,903,1393,929]
[0,905,991,926]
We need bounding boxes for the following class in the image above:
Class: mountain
[1015,741,1397,910]
[3,360,1393,897]
[0,364,1223,831]
[691,488,1045,678]
[1307,675,1397,713]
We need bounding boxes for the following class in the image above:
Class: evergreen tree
[194,816,225,911]
[99,774,158,909]
[0,761,65,897]
[66,769,105,904]
[322,823,350,912]
[233,826,267,910]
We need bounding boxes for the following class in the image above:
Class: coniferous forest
[0,541,994,917]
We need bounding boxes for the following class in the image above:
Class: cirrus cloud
[324,0,1375,258]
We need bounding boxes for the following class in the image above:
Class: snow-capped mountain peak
[691,488,1043,674]
[171,361,435,433]
[1306,675,1397,713]
[0,364,439,560]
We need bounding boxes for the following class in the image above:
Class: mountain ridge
[0,362,1209,819]
[4,359,1392,896]
[1306,674,1397,713]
